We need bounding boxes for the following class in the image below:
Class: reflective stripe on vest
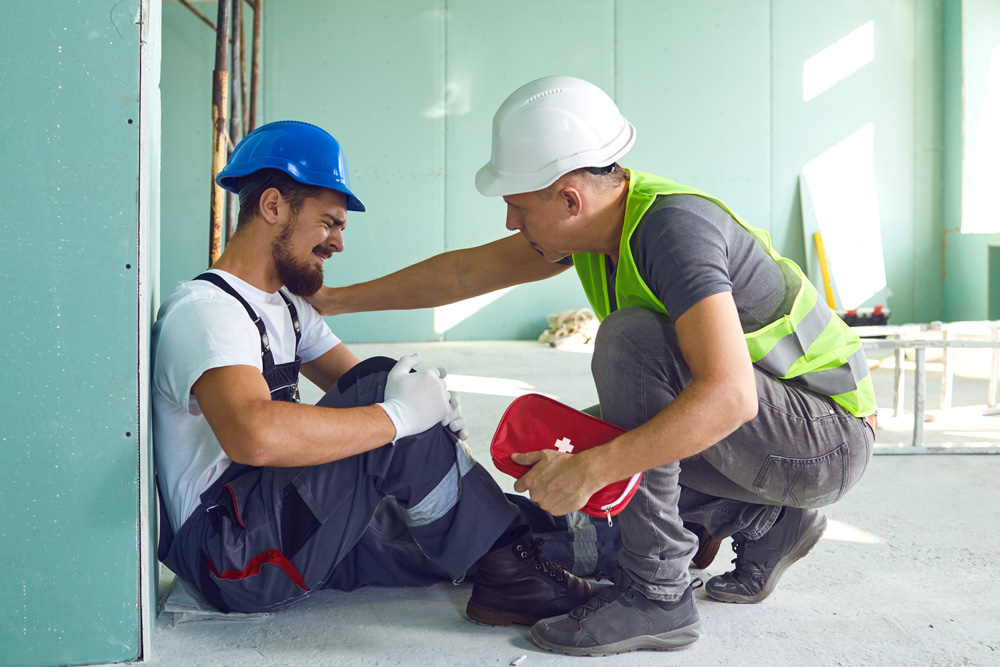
[571,169,876,418]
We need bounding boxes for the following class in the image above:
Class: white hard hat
[475,76,636,197]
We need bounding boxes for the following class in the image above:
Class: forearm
[197,357,456,469]
[512,378,758,516]
[223,400,396,468]
[585,378,757,486]
[310,234,566,316]
[324,250,471,315]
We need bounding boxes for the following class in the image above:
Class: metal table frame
[856,321,1000,453]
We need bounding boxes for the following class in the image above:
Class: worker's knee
[335,355,395,393]
[592,307,683,378]
[315,356,395,410]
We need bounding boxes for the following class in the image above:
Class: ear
[560,185,583,216]
[258,187,286,225]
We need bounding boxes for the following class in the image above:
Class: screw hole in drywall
[125,264,132,269]
[127,119,133,124]
[125,432,132,437]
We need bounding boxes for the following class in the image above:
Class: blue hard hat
[216,120,365,212]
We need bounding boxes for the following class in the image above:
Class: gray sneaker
[530,569,703,656]
[706,507,827,604]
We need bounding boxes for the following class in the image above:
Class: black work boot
[531,569,703,656]
[706,507,827,604]
[465,526,602,626]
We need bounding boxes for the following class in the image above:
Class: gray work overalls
[156,273,523,613]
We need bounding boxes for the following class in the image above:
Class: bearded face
[271,215,326,296]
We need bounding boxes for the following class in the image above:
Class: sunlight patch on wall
[803,20,875,102]
[962,44,1000,234]
[801,122,887,309]
[424,76,471,119]
[434,287,514,335]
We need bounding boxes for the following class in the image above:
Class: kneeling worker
[152,120,601,623]
[308,77,877,655]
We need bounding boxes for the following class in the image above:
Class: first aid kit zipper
[600,472,641,526]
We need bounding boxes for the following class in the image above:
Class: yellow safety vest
[572,169,876,417]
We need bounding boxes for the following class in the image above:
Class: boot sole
[530,620,703,656]
[465,600,539,627]
[686,523,723,570]
[690,537,722,569]
[707,512,828,604]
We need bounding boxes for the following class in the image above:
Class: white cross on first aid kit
[490,393,642,525]
[554,437,574,453]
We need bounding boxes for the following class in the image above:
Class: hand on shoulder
[305,285,340,316]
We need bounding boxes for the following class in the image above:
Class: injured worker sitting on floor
[307,76,879,656]
[152,120,619,621]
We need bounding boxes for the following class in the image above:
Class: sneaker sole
[707,512,828,604]
[530,620,703,656]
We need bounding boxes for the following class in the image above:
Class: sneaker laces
[568,571,630,620]
[728,538,766,587]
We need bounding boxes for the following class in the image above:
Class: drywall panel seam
[612,0,619,99]
[768,0,775,240]
[442,0,448,253]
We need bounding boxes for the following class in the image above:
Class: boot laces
[516,538,566,582]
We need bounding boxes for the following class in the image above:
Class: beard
[271,220,326,296]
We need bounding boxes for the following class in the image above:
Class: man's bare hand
[305,285,339,316]
[306,285,338,316]
[511,449,603,516]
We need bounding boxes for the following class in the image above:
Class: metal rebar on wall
[177,0,261,256]
[226,0,245,243]
[209,0,232,266]
[249,0,262,131]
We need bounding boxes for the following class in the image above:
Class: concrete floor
[123,341,1000,666]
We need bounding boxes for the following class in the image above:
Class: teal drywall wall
[0,2,142,666]
[771,0,926,323]
[160,1,950,340]
[617,2,771,246]
[943,0,1000,321]
[947,231,1000,320]
[989,245,1000,320]
[913,0,947,324]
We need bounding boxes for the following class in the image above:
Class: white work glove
[441,390,468,441]
[377,354,451,441]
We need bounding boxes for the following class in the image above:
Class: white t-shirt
[152,269,341,533]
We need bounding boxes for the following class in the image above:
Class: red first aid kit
[490,393,641,523]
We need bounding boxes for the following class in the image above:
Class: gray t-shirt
[629,194,793,331]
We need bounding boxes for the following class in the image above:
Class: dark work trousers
[160,357,520,613]
[326,493,623,591]
[590,307,874,601]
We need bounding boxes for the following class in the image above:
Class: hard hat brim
[216,161,366,212]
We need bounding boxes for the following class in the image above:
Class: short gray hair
[537,163,629,200]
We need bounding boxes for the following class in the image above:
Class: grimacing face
[271,189,348,296]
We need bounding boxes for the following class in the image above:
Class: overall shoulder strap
[276,290,302,352]
[194,272,275,370]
